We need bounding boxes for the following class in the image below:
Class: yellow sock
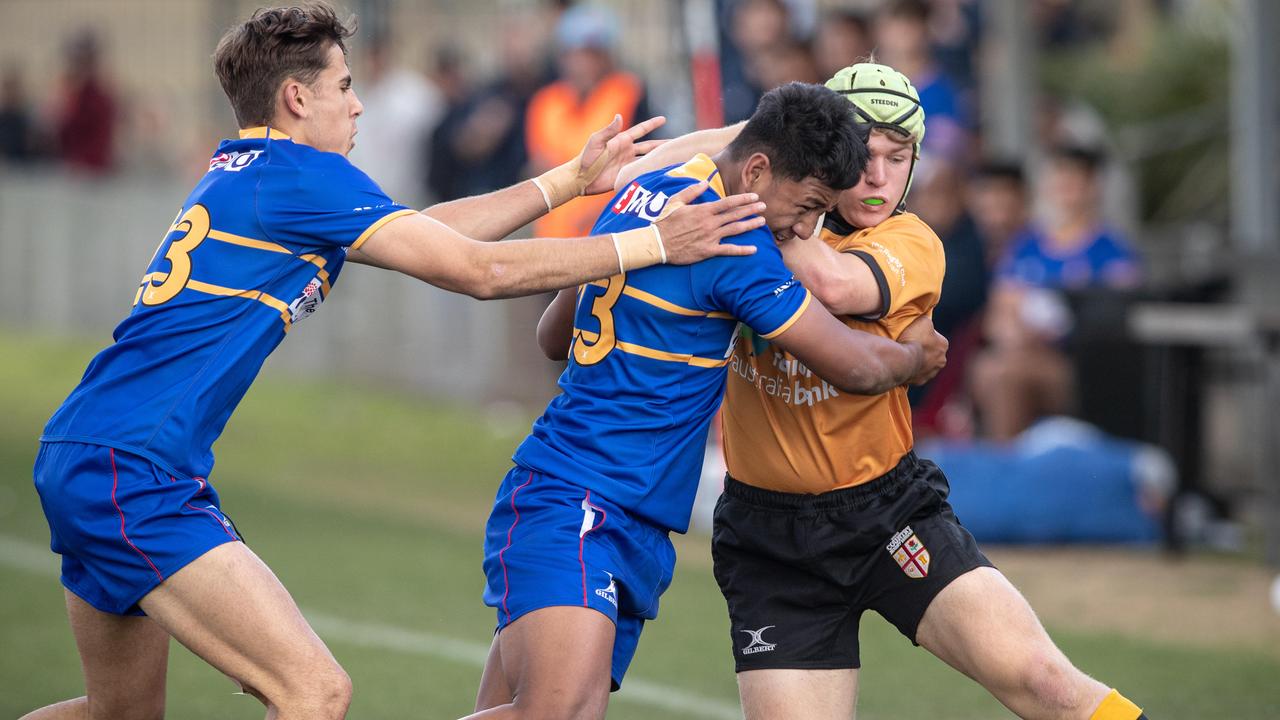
[1089,689,1145,720]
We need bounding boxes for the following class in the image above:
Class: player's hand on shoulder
[654,182,765,265]
[898,313,948,385]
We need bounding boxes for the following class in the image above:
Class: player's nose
[864,158,886,187]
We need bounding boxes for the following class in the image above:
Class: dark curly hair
[727,82,868,191]
[214,2,356,127]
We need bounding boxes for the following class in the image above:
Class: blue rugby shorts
[33,441,242,615]
[482,466,676,690]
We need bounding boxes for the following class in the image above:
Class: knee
[1016,652,1094,715]
[272,660,353,719]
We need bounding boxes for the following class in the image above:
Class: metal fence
[0,170,560,403]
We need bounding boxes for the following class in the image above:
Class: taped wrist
[611,225,667,273]
[532,159,586,211]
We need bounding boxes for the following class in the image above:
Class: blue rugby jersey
[513,155,811,533]
[42,127,415,480]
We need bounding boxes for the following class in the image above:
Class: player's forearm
[614,122,745,191]
[421,180,548,242]
[823,334,923,396]
[465,233,641,300]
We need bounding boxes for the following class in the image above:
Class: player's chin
[852,204,892,228]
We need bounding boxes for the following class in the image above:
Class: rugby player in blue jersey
[465,82,948,720]
[21,4,770,720]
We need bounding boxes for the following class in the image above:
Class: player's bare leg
[464,606,614,719]
[138,541,352,720]
[916,566,1109,719]
[474,633,515,711]
[18,590,169,720]
[736,668,858,720]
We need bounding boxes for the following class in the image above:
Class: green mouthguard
[862,198,885,206]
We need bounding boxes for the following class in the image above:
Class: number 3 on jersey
[137,204,211,306]
[573,273,625,365]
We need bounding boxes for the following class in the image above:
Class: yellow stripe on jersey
[760,290,812,339]
[134,271,297,330]
[576,329,730,368]
[585,280,733,320]
[186,279,294,329]
[208,229,290,254]
[351,208,418,251]
[664,153,727,198]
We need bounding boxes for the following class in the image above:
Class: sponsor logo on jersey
[208,149,263,172]
[887,525,930,579]
[595,572,618,607]
[287,277,325,324]
[610,182,671,221]
[739,625,778,655]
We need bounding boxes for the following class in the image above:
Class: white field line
[0,535,742,720]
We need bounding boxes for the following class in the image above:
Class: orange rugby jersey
[722,212,945,493]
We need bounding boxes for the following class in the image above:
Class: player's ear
[743,152,771,193]
[281,78,308,119]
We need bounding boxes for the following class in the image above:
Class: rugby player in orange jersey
[614,62,1150,720]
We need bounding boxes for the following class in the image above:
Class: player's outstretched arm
[537,288,578,360]
[423,115,668,242]
[348,182,764,300]
[614,122,746,192]
[770,303,947,395]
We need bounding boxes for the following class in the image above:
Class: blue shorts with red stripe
[33,441,242,616]
[482,466,676,690]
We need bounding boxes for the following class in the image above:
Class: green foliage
[1041,19,1231,224]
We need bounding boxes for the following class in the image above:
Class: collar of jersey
[238,127,291,140]
[665,153,727,198]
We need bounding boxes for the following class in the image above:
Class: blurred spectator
[718,0,791,123]
[0,65,38,163]
[909,159,990,437]
[813,10,872,81]
[428,12,550,201]
[54,30,117,174]
[968,159,1031,269]
[925,0,982,94]
[526,4,649,238]
[347,31,443,207]
[874,0,969,161]
[971,144,1144,441]
[750,41,820,89]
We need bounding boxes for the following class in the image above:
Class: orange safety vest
[526,71,644,238]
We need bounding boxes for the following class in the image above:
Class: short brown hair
[213,3,356,127]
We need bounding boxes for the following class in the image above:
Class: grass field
[3,331,1279,719]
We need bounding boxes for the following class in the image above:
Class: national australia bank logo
[739,625,778,655]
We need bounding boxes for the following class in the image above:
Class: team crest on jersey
[611,182,671,221]
[287,277,325,324]
[886,526,930,579]
[209,149,263,172]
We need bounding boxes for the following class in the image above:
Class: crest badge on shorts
[886,525,931,579]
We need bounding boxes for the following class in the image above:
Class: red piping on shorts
[171,475,237,540]
[498,471,535,624]
[580,491,607,606]
[110,449,163,581]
